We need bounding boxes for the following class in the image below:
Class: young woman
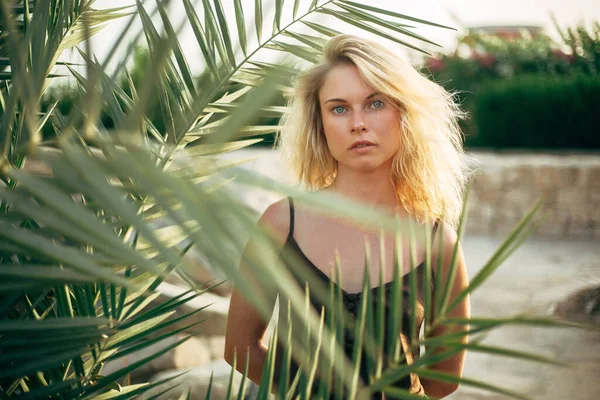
[225,34,472,399]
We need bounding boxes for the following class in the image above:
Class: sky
[84,0,600,74]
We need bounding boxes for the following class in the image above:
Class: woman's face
[318,63,402,173]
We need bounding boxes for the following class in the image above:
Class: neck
[326,163,400,213]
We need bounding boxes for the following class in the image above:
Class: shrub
[421,21,599,150]
[467,73,600,150]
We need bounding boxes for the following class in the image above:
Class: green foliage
[424,21,600,84]
[469,73,600,149]
[421,21,600,150]
[39,45,287,147]
[40,83,117,139]
[0,1,587,399]
[554,20,600,75]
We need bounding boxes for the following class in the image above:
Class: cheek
[322,117,347,141]
[379,115,403,151]
[375,113,400,135]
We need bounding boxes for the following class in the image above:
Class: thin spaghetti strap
[431,219,439,243]
[430,219,440,284]
[287,196,295,238]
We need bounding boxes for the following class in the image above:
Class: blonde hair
[276,34,473,228]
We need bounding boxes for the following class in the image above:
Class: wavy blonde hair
[276,34,473,228]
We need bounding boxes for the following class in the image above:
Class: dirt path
[450,236,600,399]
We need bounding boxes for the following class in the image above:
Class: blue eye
[332,106,346,114]
[371,100,384,109]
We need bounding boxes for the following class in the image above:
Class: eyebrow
[324,92,380,104]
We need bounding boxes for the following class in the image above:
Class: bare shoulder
[430,219,456,243]
[436,220,459,249]
[257,196,292,249]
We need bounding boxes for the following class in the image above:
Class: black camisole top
[273,196,438,399]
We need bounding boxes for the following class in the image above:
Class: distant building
[467,25,546,40]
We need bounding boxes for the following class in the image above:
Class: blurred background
[47,0,600,237]
[32,0,600,399]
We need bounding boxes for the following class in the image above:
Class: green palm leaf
[233,0,248,55]
[254,0,263,43]
[0,1,587,400]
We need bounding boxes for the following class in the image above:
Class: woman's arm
[224,283,272,385]
[420,222,471,399]
[224,200,290,386]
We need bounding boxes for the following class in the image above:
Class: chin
[349,161,385,172]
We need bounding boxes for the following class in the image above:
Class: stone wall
[22,148,600,239]
[466,152,600,238]
[211,149,600,239]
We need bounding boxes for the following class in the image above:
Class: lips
[349,140,376,150]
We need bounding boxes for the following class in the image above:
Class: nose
[351,110,367,133]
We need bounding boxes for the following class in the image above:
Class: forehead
[318,63,376,102]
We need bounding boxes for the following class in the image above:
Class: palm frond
[0,1,584,399]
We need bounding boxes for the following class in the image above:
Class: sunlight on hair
[276,34,477,228]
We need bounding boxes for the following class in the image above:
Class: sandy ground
[448,235,600,400]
